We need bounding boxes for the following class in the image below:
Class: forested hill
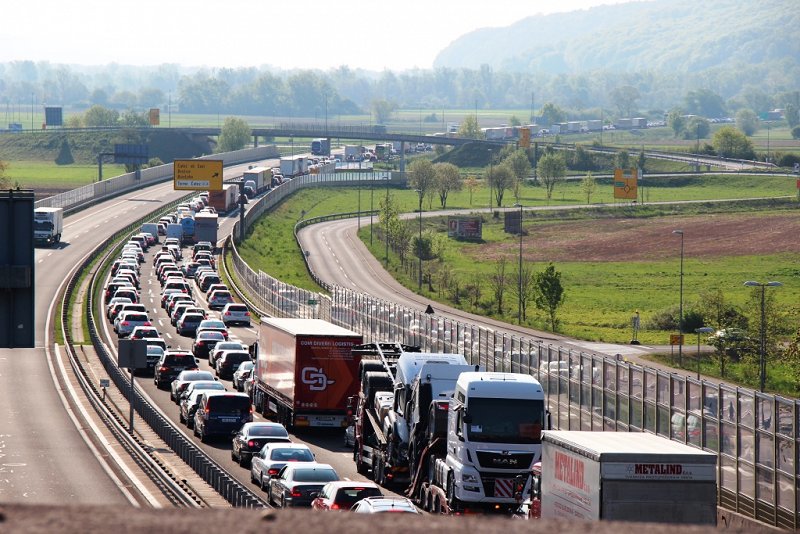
[433,0,799,75]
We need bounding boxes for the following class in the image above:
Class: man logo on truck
[301,367,335,391]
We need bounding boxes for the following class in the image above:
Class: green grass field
[5,160,127,189]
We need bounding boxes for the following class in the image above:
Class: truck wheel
[356,453,369,476]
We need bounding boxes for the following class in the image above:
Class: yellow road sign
[613,168,638,200]
[519,127,531,148]
[173,159,223,191]
[670,334,684,345]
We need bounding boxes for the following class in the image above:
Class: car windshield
[465,398,545,444]
[201,321,225,329]
[248,425,288,438]
[199,332,225,340]
[292,468,338,482]
[271,449,314,461]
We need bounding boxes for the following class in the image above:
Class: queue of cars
[103,205,419,514]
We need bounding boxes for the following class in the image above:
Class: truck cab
[437,372,546,512]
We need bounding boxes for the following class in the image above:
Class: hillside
[433,0,799,75]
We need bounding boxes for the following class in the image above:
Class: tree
[408,159,436,205]
[509,263,536,321]
[504,149,531,201]
[793,126,800,140]
[537,152,566,201]
[534,263,565,332]
[0,160,9,189]
[637,150,647,172]
[667,109,686,138]
[570,145,594,171]
[371,99,396,124]
[683,89,726,118]
[120,109,149,127]
[509,115,521,127]
[458,115,481,139]
[736,109,759,136]
[488,258,508,315]
[610,85,640,117]
[489,163,514,207]
[539,102,565,126]
[433,162,462,208]
[614,149,630,169]
[217,117,251,152]
[581,172,596,204]
[464,176,480,206]
[712,126,755,159]
[684,116,711,140]
[784,103,799,129]
[83,105,119,127]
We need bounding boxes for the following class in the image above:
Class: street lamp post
[515,203,524,324]
[744,280,782,392]
[487,149,493,216]
[694,327,714,380]
[672,230,684,366]
[415,189,424,292]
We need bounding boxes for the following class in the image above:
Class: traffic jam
[102,195,421,515]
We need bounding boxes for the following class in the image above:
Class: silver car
[250,443,315,491]
[221,303,251,327]
[114,311,152,337]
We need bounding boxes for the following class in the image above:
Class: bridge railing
[225,170,799,530]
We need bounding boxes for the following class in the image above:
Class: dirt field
[479,212,800,263]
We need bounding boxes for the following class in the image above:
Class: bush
[647,306,679,330]
[778,154,800,169]
[792,126,800,140]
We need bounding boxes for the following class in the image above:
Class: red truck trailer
[252,318,363,429]
[207,183,237,214]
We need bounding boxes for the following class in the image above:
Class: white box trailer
[540,431,717,525]
[33,207,63,246]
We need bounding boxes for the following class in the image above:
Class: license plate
[174,367,184,372]
[220,417,238,423]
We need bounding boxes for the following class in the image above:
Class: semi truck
[537,431,717,524]
[166,223,183,242]
[208,183,237,214]
[344,145,362,161]
[242,166,271,194]
[311,138,330,156]
[350,343,547,515]
[193,212,218,246]
[279,156,307,178]
[179,216,195,244]
[252,318,363,429]
[33,207,64,246]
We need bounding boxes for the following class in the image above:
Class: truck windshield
[466,398,545,444]
[34,220,54,231]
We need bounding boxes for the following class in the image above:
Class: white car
[114,311,152,337]
[250,443,315,490]
[221,303,251,327]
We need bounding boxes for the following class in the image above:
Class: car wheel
[179,411,185,424]
[231,449,237,461]
[260,475,268,491]
[280,495,286,509]
[239,455,248,468]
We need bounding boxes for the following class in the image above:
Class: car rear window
[207,395,251,414]
[248,425,289,438]
[270,448,314,461]
[199,331,225,340]
[182,314,204,322]
[292,468,338,482]
[165,354,195,365]
[335,487,383,506]
[124,314,148,321]
[227,305,247,312]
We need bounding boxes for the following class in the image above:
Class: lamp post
[694,327,714,380]
[744,280,782,392]
[672,230,684,366]
[515,203,524,324]
[415,188,424,292]
[766,122,771,164]
[384,179,390,266]
[487,149,493,216]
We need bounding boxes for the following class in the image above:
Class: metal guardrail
[226,171,800,530]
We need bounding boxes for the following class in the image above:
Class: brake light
[330,503,340,510]
[205,405,210,414]
[122,321,129,326]
[291,488,302,498]
[247,440,257,448]
[245,312,250,316]
[196,341,205,346]
[143,322,151,326]
[267,468,279,476]
[224,312,231,316]
[159,366,168,372]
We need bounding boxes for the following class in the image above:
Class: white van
[141,223,160,243]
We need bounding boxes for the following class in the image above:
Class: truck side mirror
[546,410,552,430]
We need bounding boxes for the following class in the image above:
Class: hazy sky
[3,0,636,71]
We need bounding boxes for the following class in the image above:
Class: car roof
[323,480,379,490]
[284,462,333,471]
[357,496,417,510]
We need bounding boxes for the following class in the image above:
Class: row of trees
[2,60,798,123]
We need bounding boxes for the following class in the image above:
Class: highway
[0,161,257,505]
